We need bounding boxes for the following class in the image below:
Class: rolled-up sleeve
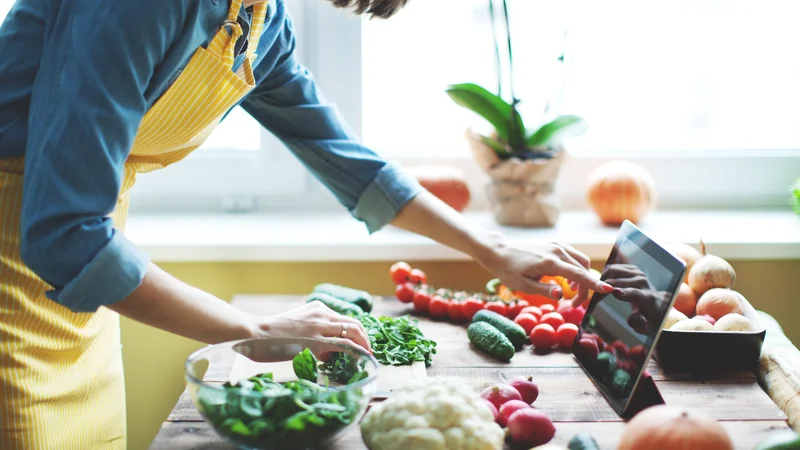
[19,0,183,312]
[240,9,423,233]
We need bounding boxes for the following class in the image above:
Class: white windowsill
[125,210,800,262]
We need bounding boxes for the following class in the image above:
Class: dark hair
[327,0,409,19]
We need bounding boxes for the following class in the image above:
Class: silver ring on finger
[340,322,348,338]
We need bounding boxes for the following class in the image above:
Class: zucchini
[467,322,515,361]
[305,292,363,317]
[567,433,601,450]
[471,309,528,349]
[313,283,373,313]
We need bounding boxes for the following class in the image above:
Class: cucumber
[305,292,363,316]
[467,322,515,361]
[313,283,374,313]
[567,433,601,450]
[471,309,528,349]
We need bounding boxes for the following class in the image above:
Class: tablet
[572,220,686,417]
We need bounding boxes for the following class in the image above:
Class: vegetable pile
[390,262,594,362]
[195,348,368,449]
[479,378,554,448]
[306,282,437,369]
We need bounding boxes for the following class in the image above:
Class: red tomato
[608,340,630,358]
[519,306,543,321]
[409,268,427,285]
[412,290,431,314]
[390,262,412,285]
[556,323,579,349]
[507,299,530,319]
[448,301,466,322]
[539,303,556,314]
[629,345,647,364]
[514,313,539,335]
[462,297,484,320]
[428,296,449,319]
[578,337,599,359]
[562,306,585,327]
[529,324,557,349]
[484,301,509,317]
[395,282,415,303]
[540,312,565,330]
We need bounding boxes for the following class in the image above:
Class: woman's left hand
[479,240,614,306]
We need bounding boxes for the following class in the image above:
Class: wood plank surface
[151,295,791,450]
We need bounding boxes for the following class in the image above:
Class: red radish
[482,399,498,421]
[498,400,530,427]
[509,376,540,404]
[578,338,599,359]
[480,383,523,410]
[507,408,556,447]
[556,303,572,317]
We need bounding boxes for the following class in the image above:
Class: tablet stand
[621,371,665,419]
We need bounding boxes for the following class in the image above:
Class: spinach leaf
[292,348,318,382]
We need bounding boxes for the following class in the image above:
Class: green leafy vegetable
[359,314,437,367]
[292,348,318,382]
[196,349,366,450]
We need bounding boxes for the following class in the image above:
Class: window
[305,0,800,210]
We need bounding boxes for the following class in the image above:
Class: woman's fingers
[319,320,372,353]
[550,259,613,295]
[555,242,591,269]
[511,277,563,300]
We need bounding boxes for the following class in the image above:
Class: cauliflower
[360,377,505,450]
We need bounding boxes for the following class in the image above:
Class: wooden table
[151,295,792,449]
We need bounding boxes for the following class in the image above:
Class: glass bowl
[185,337,379,450]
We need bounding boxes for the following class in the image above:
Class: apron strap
[210,0,268,69]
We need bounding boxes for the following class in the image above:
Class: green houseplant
[446,0,587,227]
[791,178,800,216]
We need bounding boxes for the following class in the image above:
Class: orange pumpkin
[586,160,656,226]
[618,405,733,450]
[405,165,471,212]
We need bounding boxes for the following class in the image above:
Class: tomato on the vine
[507,299,530,319]
[395,282,415,303]
[462,297,484,320]
[484,301,508,317]
[390,261,412,285]
[409,268,427,284]
[412,289,431,314]
[428,296,449,319]
[447,301,466,322]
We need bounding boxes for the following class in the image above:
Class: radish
[497,399,530,427]
[509,376,540,405]
[507,408,556,447]
[482,399,498,421]
[479,383,522,410]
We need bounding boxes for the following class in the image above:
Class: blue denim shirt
[0,0,423,313]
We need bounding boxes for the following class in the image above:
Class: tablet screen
[573,221,685,414]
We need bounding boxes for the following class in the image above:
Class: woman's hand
[601,263,669,334]
[257,301,372,355]
[480,240,614,306]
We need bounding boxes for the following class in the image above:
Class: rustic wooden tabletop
[150,295,791,450]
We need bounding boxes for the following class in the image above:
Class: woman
[0,0,613,448]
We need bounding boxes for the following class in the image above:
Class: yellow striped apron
[0,1,267,448]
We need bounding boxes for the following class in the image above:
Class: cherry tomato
[462,297,484,320]
[395,282,415,303]
[390,262,412,285]
[562,306,585,327]
[539,303,556,314]
[428,296,449,319]
[629,345,647,364]
[529,324,557,349]
[540,312,565,330]
[484,301,508,317]
[448,301,466,323]
[556,323,579,349]
[608,340,630,358]
[507,299,530,319]
[578,337,599,359]
[519,306,543,321]
[514,313,539,335]
[412,290,431,314]
[409,268,427,285]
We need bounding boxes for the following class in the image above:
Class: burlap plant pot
[466,128,565,227]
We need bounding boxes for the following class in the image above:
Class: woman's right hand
[255,301,372,357]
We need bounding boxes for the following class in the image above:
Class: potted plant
[446,0,587,227]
